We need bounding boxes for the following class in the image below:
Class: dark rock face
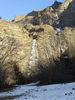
[59,0,75,27]
[0,64,7,88]
[0,0,75,88]
[52,1,62,9]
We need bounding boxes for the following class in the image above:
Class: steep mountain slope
[60,0,75,27]
[0,0,75,89]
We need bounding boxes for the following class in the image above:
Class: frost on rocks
[55,32,58,35]
[55,20,60,25]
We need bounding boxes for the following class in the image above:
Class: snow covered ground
[0,82,75,100]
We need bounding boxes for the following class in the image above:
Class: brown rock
[0,0,75,88]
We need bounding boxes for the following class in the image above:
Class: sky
[0,0,65,20]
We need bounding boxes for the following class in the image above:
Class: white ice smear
[27,81,40,86]
[55,20,60,24]
[55,28,61,31]
[29,39,38,68]
[0,82,75,100]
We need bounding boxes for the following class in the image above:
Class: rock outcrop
[0,0,75,88]
[14,15,26,22]
[59,0,75,27]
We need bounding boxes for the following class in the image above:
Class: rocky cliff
[0,0,75,88]
[60,0,75,27]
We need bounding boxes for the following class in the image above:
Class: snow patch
[55,28,61,31]
[27,81,40,86]
[0,82,75,100]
